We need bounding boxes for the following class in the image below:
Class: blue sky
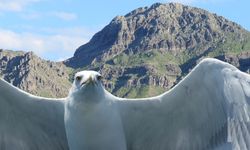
[0,0,249,61]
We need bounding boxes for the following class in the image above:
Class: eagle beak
[80,76,93,86]
[80,74,100,86]
[89,76,94,83]
[87,75,96,84]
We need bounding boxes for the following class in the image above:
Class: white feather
[0,78,68,150]
[65,70,127,150]
[115,58,250,150]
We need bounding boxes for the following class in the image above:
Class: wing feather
[0,78,69,150]
[116,58,250,150]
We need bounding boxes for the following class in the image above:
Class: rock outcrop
[0,50,72,98]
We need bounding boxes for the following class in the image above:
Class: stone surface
[0,50,72,98]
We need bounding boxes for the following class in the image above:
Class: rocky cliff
[0,50,72,98]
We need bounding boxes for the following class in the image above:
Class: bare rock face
[216,52,250,73]
[0,50,72,98]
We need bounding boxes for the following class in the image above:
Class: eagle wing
[116,58,250,150]
[0,78,69,150]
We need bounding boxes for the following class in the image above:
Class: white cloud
[0,0,40,12]
[0,1,77,22]
[52,11,77,21]
[40,27,97,38]
[0,28,91,61]
[20,11,41,19]
[20,11,78,21]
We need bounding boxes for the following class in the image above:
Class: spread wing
[0,78,69,150]
[116,58,250,150]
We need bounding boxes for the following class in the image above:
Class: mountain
[0,50,72,98]
[65,2,250,68]
[0,3,250,98]
[64,3,250,97]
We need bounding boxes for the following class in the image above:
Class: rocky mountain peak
[65,2,249,68]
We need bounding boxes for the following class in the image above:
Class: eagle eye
[76,76,82,81]
[97,75,103,80]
